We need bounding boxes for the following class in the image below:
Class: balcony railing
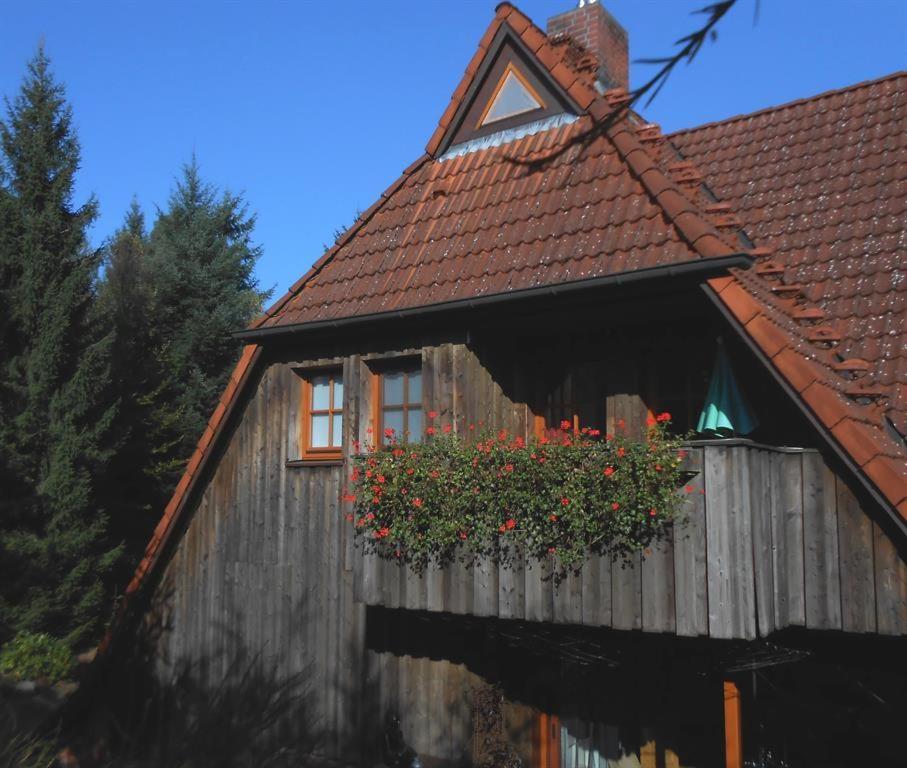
[354,440,906,639]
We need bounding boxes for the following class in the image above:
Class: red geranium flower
[384,427,395,438]
[426,426,436,436]
[428,410,438,420]
[560,419,572,431]
[657,412,671,423]
[561,498,570,506]
[459,531,468,540]
[549,514,558,522]
[603,466,614,477]
[506,518,516,530]
[649,508,658,517]
[646,415,657,427]
[412,497,423,508]
[443,423,453,433]
[504,463,514,473]
[611,502,620,511]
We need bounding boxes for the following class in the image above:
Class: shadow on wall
[44,588,336,768]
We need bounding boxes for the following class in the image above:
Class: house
[104,2,906,766]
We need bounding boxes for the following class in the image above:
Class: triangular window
[478,64,544,127]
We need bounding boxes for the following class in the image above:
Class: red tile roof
[251,3,740,332]
[107,6,906,649]
[670,72,907,513]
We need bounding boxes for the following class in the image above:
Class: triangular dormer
[429,19,583,157]
[479,63,544,126]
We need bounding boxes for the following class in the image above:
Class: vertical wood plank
[611,552,642,631]
[873,521,907,635]
[770,451,805,629]
[748,448,775,637]
[641,533,675,634]
[836,475,876,633]
[674,447,708,637]
[801,451,842,630]
[705,445,732,639]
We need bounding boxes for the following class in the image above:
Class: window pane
[383,371,405,406]
[332,377,343,406]
[408,369,422,404]
[383,409,404,443]
[482,69,542,125]
[310,414,330,447]
[331,414,343,447]
[407,407,423,443]
[311,376,330,410]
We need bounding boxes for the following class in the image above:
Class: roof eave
[233,253,754,342]
[702,282,907,537]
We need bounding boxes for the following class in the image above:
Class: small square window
[301,370,344,460]
[377,365,422,444]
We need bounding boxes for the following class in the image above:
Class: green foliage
[94,202,167,578]
[0,632,72,683]
[143,158,270,490]
[349,416,690,575]
[0,47,121,645]
[0,731,58,768]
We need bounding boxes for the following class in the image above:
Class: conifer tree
[0,48,120,644]
[145,159,269,488]
[95,202,164,573]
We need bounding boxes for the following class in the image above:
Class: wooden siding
[356,439,907,639]
[156,360,363,759]
[151,340,906,758]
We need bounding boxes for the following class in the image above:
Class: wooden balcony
[354,440,906,639]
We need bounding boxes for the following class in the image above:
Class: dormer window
[478,63,545,126]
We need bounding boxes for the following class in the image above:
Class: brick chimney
[546,0,629,92]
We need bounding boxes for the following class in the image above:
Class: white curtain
[560,720,642,768]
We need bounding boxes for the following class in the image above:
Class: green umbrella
[696,341,758,437]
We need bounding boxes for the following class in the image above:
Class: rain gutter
[234,254,753,341]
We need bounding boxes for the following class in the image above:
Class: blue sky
[2,0,905,299]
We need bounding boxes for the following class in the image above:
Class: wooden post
[534,713,561,768]
[723,680,743,768]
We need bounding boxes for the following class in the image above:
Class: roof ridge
[668,70,907,138]
[597,93,736,261]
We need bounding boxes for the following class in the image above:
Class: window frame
[300,369,344,461]
[476,61,546,128]
[373,363,424,445]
